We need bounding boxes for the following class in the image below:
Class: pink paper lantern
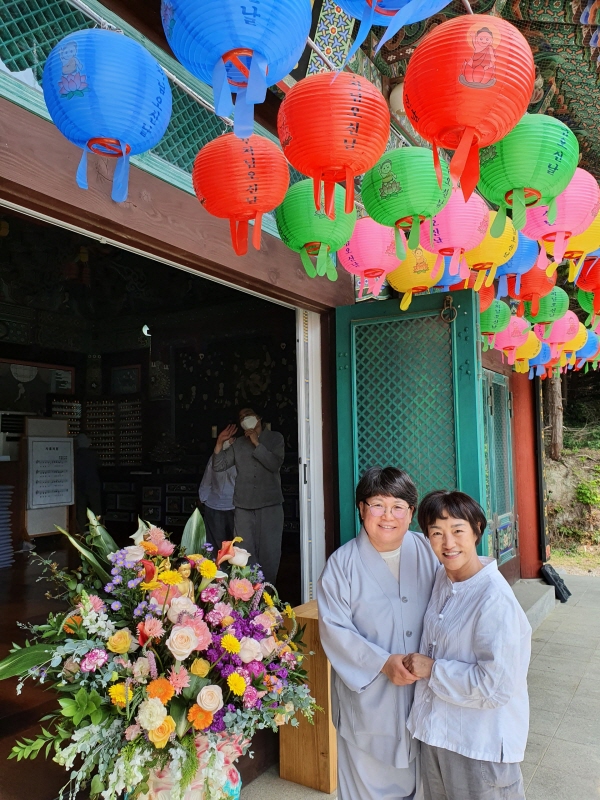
[534,309,579,358]
[522,168,600,268]
[421,189,489,279]
[494,316,530,365]
[338,216,400,297]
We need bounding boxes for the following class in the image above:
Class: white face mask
[240,415,258,431]
[222,439,232,451]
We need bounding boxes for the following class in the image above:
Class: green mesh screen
[492,381,511,517]
[352,315,457,506]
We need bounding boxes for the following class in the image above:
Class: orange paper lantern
[403,15,535,199]
[507,267,556,318]
[449,271,495,312]
[278,72,390,217]
[193,133,289,256]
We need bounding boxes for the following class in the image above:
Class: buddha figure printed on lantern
[460,25,498,88]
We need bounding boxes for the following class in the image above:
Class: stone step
[512,579,557,632]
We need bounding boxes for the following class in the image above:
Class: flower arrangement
[0,511,317,800]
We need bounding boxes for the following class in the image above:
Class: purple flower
[278,668,288,680]
[220,664,235,678]
[128,578,142,589]
[146,650,158,680]
[80,648,109,673]
[104,583,114,593]
[111,601,122,611]
[246,660,265,677]
[111,567,121,576]
[204,543,214,552]
[112,574,123,585]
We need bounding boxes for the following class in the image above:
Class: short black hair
[418,490,487,545]
[355,466,418,511]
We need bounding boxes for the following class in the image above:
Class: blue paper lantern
[574,329,600,371]
[339,0,453,65]
[495,233,538,300]
[161,0,311,138]
[528,341,552,379]
[43,30,172,203]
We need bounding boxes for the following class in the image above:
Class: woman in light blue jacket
[405,490,531,800]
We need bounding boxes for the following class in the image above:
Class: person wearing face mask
[212,407,285,585]
[198,436,237,553]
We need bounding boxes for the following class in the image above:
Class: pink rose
[254,613,274,633]
[180,614,212,651]
[150,583,181,609]
[167,596,198,624]
[125,723,142,741]
[80,648,108,673]
[156,538,175,557]
[259,636,277,659]
[228,578,254,602]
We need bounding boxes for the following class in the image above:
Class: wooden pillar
[280,599,337,793]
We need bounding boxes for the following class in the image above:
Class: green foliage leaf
[0,643,55,681]
[90,774,105,797]
[55,526,111,584]
[169,697,190,739]
[181,674,209,701]
[181,509,206,554]
[86,509,119,559]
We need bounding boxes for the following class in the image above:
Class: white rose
[137,697,167,731]
[167,596,198,624]
[259,636,277,659]
[238,636,263,664]
[165,625,199,661]
[229,547,251,567]
[197,685,224,713]
[122,545,145,567]
[274,713,286,726]
[132,656,150,683]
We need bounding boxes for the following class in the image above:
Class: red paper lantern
[449,271,495,312]
[508,267,556,317]
[576,252,600,315]
[193,133,289,256]
[403,15,535,199]
[278,71,390,217]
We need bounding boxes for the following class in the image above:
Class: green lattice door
[336,291,486,544]
[483,371,517,565]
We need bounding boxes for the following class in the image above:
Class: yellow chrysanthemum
[199,560,217,580]
[227,673,247,696]
[263,591,274,607]
[284,604,295,619]
[290,642,298,652]
[221,633,241,654]
[140,580,161,591]
[158,570,182,586]
[108,683,133,708]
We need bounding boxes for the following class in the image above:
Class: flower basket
[0,510,317,800]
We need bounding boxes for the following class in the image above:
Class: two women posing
[318,467,531,800]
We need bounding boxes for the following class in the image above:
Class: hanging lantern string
[64,0,234,127]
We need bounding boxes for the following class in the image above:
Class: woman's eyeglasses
[365,501,411,520]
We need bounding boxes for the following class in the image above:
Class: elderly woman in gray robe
[317,466,438,800]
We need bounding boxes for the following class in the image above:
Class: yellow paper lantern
[560,321,588,366]
[544,210,600,281]
[464,211,518,291]
[513,331,542,373]
[387,244,441,310]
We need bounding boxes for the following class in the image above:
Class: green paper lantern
[578,287,597,326]
[478,114,579,235]
[524,286,569,333]
[360,146,451,259]
[274,179,357,281]
[480,300,511,349]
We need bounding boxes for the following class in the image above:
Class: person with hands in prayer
[404,490,531,800]
[213,407,284,586]
[317,466,439,800]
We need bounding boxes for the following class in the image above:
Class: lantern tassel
[345,167,355,214]
[394,227,407,261]
[484,263,498,288]
[497,274,508,300]
[246,52,269,105]
[577,357,586,370]
[571,252,587,283]
[432,142,443,189]
[474,269,486,292]
[535,247,549,272]
[371,275,385,297]
[400,290,413,311]
[324,180,336,220]
[375,0,457,55]
[252,213,263,251]
[343,0,376,69]
[511,187,527,231]
[232,90,255,139]
[300,247,317,278]
[76,149,89,191]
[230,220,249,256]
[357,276,365,298]
[459,257,470,281]
[448,248,461,276]
[432,255,446,285]
[491,205,507,238]
[517,301,525,318]
[111,141,130,203]
[314,175,323,212]
[515,273,523,296]
[594,290,600,316]
[316,243,329,277]
[530,295,540,317]
[433,253,443,280]
[408,216,420,250]
[553,230,567,265]
[506,349,516,366]
[213,58,234,121]
[449,127,476,197]
[325,255,338,282]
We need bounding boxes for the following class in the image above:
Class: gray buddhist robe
[318,528,438,799]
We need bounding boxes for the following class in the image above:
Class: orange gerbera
[187,704,214,731]
[63,615,83,634]
[147,677,175,705]
[140,540,159,555]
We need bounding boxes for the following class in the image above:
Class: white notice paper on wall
[27,437,74,509]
